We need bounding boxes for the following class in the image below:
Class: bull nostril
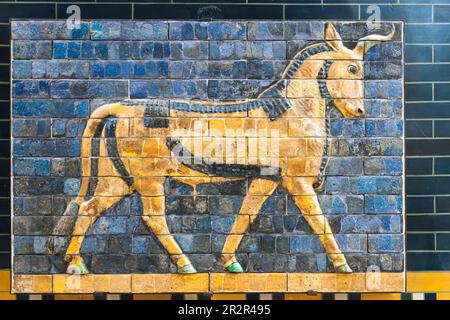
[357,108,364,115]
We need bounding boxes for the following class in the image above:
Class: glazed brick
[13,139,81,157]
[436,234,450,250]
[91,21,168,41]
[330,119,365,138]
[12,100,89,117]
[12,41,52,60]
[364,158,403,176]
[368,234,403,253]
[407,176,450,195]
[13,158,51,177]
[248,253,288,272]
[406,158,433,175]
[330,138,403,157]
[407,253,450,271]
[13,197,52,216]
[289,254,327,273]
[365,195,403,214]
[366,119,403,137]
[14,236,48,254]
[407,233,435,250]
[365,42,402,61]
[208,196,242,215]
[340,215,401,233]
[51,119,85,138]
[131,80,207,99]
[210,41,286,60]
[250,216,283,233]
[12,119,51,138]
[367,253,404,272]
[325,158,363,175]
[406,24,450,43]
[407,64,450,82]
[365,80,402,99]
[326,176,402,194]
[181,216,211,233]
[435,83,450,101]
[12,80,50,98]
[11,21,90,40]
[364,61,402,80]
[91,61,169,79]
[207,80,273,99]
[50,80,128,99]
[174,235,210,253]
[169,61,247,79]
[364,100,402,118]
[315,195,364,214]
[406,139,450,156]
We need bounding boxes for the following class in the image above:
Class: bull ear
[353,25,396,58]
[325,23,346,52]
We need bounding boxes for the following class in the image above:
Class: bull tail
[46,103,127,253]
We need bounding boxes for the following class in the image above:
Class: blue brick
[12,100,89,117]
[207,22,246,40]
[326,176,402,194]
[95,216,128,235]
[13,158,51,176]
[53,41,67,59]
[12,80,50,98]
[247,61,285,79]
[326,158,363,175]
[13,139,81,157]
[290,235,323,254]
[210,41,286,60]
[170,42,208,59]
[208,80,272,99]
[317,195,364,214]
[331,119,365,137]
[12,61,32,78]
[340,215,401,233]
[211,216,235,233]
[368,234,403,253]
[11,21,89,40]
[407,158,432,175]
[13,119,51,138]
[64,178,81,196]
[435,83,450,101]
[366,119,403,137]
[169,22,209,40]
[406,83,432,101]
[13,41,53,60]
[336,234,367,253]
[131,80,207,99]
[365,42,402,61]
[50,80,128,99]
[169,61,209,79]
[248,22,285,40]
[131,42,171,59]
[365,80,402,99]
[91,21,168,40]
[285,21,324,40]
[364,100,402,118]
[364,158,403,176]
[174,235,210,253]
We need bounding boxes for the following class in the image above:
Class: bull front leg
[282,177,352,273]
[221,178,279,272]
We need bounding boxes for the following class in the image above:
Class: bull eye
[347,64,358,75]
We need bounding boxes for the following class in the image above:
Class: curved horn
[354,24,396,57]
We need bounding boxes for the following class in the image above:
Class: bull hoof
[226,262,244,273]
[178,264,197,274]
[67,262,89,275]
[336,264,353,273]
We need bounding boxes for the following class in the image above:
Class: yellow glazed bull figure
[50,23,395,275]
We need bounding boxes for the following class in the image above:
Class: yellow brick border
[10,272,405,294]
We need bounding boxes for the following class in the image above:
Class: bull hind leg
[138,178,196,274]
[65,177,130,274]
[282,177,352,273]
[221,178,279,272]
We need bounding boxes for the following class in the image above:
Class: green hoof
[336,264,353,273]
[178,264,197,274]
[67,263,89,275]
[226,262,244,273]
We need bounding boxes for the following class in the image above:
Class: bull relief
[11,20,405,293]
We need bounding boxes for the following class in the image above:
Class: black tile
[408,214,450,232]
[405,45,432,63]
[405,120,432,138]
[198,293,211,300]
[135,4,283,19]
[286,5,358,19]
[16,294,29,300]
[407,196,434,214]
[0,102,10,120]
[406,158,432,175]
[435,46,450,63]
[434,5,450,23]
[0,252,10,268]
[0,65,9,83]
[57,4,132,19]
[407,139,450,156]
[0,140,10,158]
[0,235,10,251]
[0,84,10,101]
[425,293,436,300]
[171,294,184,300]
[0,121,9,140]
[348,293,361,300]
[436,234,450,250]
[246,293,260,300]
[407,252,450,271]
[0,179,9,197]
[401,293,412,300]
[0,4,55,22]
[42,294,55,300]
[437,196,450,213]
[272,293,284,300]
[406,24,450,44]
[435,83,450,101]
[322,293,335,300]
[0,25,9,45]
[406,103,450,119]
[435,157,450,174]
[0,216,10,234]
[406,64,450,82]
[407,176,450,195]
[407,233,435,250]
[361,4,432,23]
[405,83,432,102]
[0,198,10,215]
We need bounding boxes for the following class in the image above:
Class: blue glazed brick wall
[0,1,446,273]
[10,20,404,275]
